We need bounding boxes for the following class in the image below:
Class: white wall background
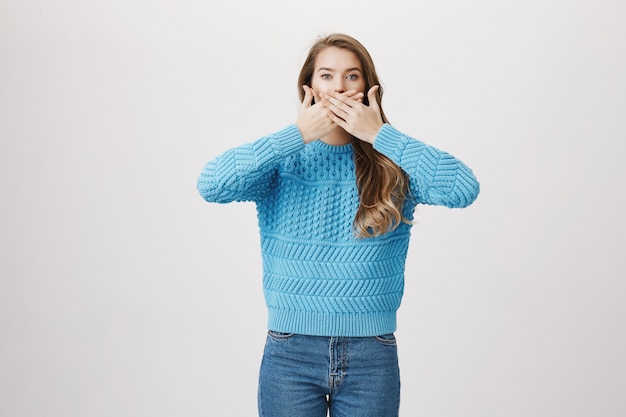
[1,1,625,416]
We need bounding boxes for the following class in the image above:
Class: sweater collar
[311,140,353,154]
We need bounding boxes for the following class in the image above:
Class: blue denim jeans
[258,331,400,417]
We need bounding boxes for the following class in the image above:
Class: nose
[333,78,346,93]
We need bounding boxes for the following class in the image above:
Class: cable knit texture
[198,123,479,336]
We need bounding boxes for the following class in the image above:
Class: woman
[197,33,479,417]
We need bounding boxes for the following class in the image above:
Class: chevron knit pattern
[198,124,479,336]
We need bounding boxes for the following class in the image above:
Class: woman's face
[310,46,365,103]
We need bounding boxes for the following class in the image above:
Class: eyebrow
[317,67,362,73]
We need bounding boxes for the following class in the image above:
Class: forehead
[314,47,362,71]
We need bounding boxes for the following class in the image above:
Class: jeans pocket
[267,330,295,341]
[373,333,397,346]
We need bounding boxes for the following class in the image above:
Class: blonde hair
[297,33,410,238]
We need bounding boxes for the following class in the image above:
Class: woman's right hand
[296,85,335,143]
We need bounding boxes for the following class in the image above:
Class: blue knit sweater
[197,124,479,336]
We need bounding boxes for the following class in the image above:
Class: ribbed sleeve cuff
[372,123,414,162]
[270,124,305,158]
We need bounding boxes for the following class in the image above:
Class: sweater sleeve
[373,124,480,208]
[197,124,304,203]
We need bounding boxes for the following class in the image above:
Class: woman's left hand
[322,85,384,144]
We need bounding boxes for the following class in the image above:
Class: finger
[327,108,348,126]
[367,85,380,108]
[342,90,364,103]
[324,95,351,118]
[326,92,355,111]
[300,85,314,110]
[352,92,364,102]
[329,90,352,102]
[335,90,364,107]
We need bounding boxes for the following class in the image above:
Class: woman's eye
[321,74,332,80]
[347,74,358,81]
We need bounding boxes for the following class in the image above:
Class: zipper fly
[328,337,347,389]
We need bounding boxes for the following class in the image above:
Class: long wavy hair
[297,33,410,238]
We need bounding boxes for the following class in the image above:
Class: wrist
[366,122,385,144]
[296,123,311,144]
